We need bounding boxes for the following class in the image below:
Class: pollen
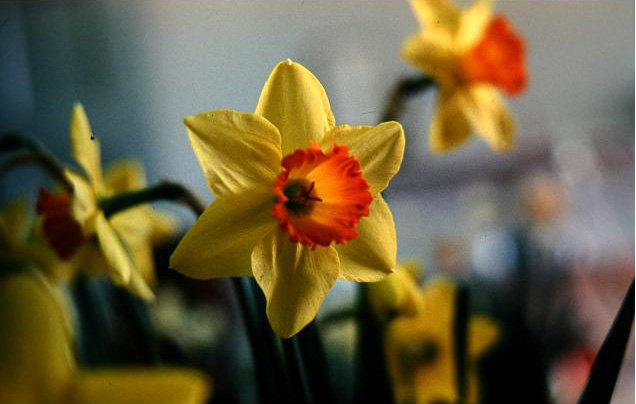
[272,141,373,249]
[461,16,526,95]
[36,188,84,260]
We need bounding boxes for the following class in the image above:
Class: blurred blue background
[0,1,633,402]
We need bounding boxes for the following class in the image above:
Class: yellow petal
[95,212,134,285]
[70,103,105,194]
[184,110,282,198]
[468,315,500,358]
[367,266,424,319]
[252,229,340,338]
[421,277,455,341]
[170,197,277,279]
[430,91,471,153]
[65,169,99,231]
[455,0,494,52]
[409,0,460,46]
[127,261,156,301]
[0,200,30,244]
[255,59,336,155]
[401,34,458,87]
[104,159,147,192]
[326,122,405,195]
[68,368,211,404]
[0,270,76,403]
[336,196,396,282]
[458,85,516,152]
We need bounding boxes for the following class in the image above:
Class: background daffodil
[171,59,405,338]
[0,269,211,404]
[37,104,176,300]
[385,277,499,404]
[367,262,425,320]
[402,0,527,153]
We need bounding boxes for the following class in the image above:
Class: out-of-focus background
[0,1,633,403]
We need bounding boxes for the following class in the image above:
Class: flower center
[282,180,323,214]
[36,188,84,260]
[272,141,372,249]
[461,16,526,95]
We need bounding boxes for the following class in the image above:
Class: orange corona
[272,142,373,249]
[462,16,526,95]
[36,188,84,260]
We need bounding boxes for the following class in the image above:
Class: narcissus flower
[367,262,425,320]
[0,269,211,404]
[402,0,527,153]
[37,104,177,300]
[385,277,499,404]
[171,60,405,338]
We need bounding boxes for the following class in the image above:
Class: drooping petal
[184,110,282,198]
[401,34,458,88]
[455,0,494,52]
[70,103,105,194]
[430,91,472,153]
[409,0,460,46]
[65,170,98,231]
[127,262,155,301]
[252,229,340,338]
[170,197,277,279]
[95,213,133,285]
[336,196,396,282]
[458,85,516,152]
[255,60,336,155]
[326,122,405,195]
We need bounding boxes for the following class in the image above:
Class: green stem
[0,131,43,153]
[99,182,205,218]
[296,321,335,403]
[319,307,357,328]
[352,283,394,403]
[380,75,435,123]
[577,279,634,404]
[0,151,73,192]
[282,335,313,403]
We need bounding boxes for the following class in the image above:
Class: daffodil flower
[402,0,527,153]
[0,269,211,403]
[367,262,425,320]
[171,59,405,338]
[385,277,499,404]
[37,104,176,300]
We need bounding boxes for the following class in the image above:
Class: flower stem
[99,182,205,218]
[282,335,313,403]
[380,75,435,123]
[352,283,394,403]
[0,132,72,192]
[296,321,335,402]
[577,279,634,404]
[232,277,291,403]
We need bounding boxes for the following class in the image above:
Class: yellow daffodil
[0,269,211,404]
[0,200,70,279]
[402,0,527,153]
[36,104,177,300]
[385,277,499,404]
[367,262,425,320]
[171,59,405,338]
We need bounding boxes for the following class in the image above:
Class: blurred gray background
[0,1,634,402]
